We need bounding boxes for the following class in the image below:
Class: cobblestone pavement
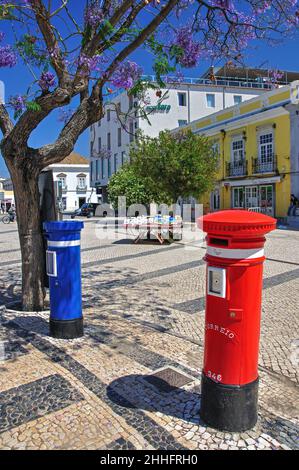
[0,219,298,450]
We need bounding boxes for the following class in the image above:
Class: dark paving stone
[263,268,299,288]
[3,321,186,450]
[173,298,205,314]
[172,268,299,316]
[144,367,194,393]
[261,414,299,450]
[104,437,136,450]
[0,326,29,361]
[82,244,183,269]
[87,325,199,380]
[0,374,84,433]
[84,260,204,291]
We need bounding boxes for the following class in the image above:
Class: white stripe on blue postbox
[47,240,81,248]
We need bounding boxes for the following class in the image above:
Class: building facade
[188,82,299,218]
[45,152,98,212]
[89,70,279,199]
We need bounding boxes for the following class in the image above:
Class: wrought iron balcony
[76,185,87,192]
[252,156,277,174]
[226,160,248,178]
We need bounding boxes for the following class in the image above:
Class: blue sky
[1,4,299,177]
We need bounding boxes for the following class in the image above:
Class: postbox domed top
[198,210,276,237]
[43,220,84,233]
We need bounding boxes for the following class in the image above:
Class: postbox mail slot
[208,266,226,298]
[210,237,229,247]
[46,250,57,277]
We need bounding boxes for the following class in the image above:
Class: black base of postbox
[200,373,259,432]
[50,318,84,339]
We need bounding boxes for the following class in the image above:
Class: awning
[221,176,282,187]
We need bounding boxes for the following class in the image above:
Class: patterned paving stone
[104,437,137,450]
[2,321,186,450]
[0,374,84,433]
[0,222,298,450]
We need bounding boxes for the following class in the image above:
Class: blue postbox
[43,221,84,339]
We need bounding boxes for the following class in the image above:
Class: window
[98,137,101,152]
[90,162,94,182]
[233,187,244,208]
[77,174,86,189]
[231,139,244,163]
[121,151,126,166]
[108,157,111,177]
[107,132,111,151]
[245,186,258,209]
[211,189,220,211]
[90,141,93,157]
[234,95,242,105]
[107,109,111,122]
[259,133,273,163]
[57,174,67,189]
[206,94,215,108]
[96,160,100,180]
[101,158,105,179]
[129,94,134,109]
[211,141,220,157]
[114,153,118,172]
[129,121,134,142]
[178,92,187,106]
[118,128,122,147]
[178,120,188,127]
[98,119,101,127]
[62,197,67,211]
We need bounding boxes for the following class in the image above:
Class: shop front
[222,176,282,218]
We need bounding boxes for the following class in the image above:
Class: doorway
[78,197,86,208]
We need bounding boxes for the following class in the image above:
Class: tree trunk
[10,163,45,311]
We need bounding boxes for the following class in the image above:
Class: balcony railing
[226,160,248,178]
[77,185,87,192]
[252,156,277,174]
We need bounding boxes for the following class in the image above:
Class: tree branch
[97,0,179,91]
[0,105,14,138]
[30,0,69,85]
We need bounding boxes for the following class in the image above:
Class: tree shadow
[107,373,202,425]
[9,315,50,336]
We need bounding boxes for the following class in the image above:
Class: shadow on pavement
[107,373,201,424]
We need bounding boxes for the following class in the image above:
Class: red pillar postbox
[197,210,276,432]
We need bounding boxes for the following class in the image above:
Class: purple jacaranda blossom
[0,44,17,67]
[9,95,26,113]
[38,71,56,91]
[171,28,201,68]
[76,53,107,75]
[84,2,104,28]
[111,61,143,89]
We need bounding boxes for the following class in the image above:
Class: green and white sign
[145,104,171,113]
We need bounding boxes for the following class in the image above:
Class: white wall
[51,164,98,211]
[90,82,265,188]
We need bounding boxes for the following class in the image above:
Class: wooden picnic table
[123,219,183,244]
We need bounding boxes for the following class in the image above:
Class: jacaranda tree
[0,0,298,310]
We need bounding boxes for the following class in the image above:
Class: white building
[45,152,98,211]
[89,66,296,201]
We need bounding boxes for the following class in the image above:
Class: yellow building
[188,81,299,219]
